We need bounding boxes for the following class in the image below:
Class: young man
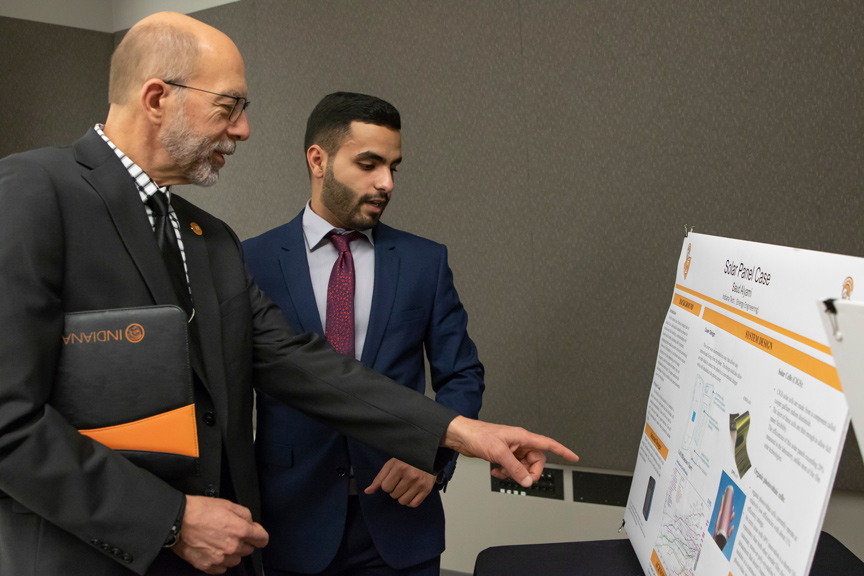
[0,14,577,576]
[244,93,484,575]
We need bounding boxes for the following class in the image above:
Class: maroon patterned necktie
[325,231,365,357]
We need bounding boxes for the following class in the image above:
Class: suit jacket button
[336,467,347,477]
[90,539,101,547]
[111,547,122,556]
[205,484,218,497]
[203,411,216,426]
[122,553,133,563]
[101,543,111,552]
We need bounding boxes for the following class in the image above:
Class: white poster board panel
[624,233,864,576]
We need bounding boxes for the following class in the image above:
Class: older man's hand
[443,416,579,487]
[173,496,269,574]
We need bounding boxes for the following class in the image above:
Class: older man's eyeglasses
[163,81,250,123]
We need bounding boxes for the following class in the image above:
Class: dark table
[474,532,864,576]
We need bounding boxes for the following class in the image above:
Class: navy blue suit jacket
[243,212,484,572]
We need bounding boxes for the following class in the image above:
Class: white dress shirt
[302,202,375,361]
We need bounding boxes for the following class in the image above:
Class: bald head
[108,12,238,105]
[103,12,249,187]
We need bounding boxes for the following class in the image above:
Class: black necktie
[147,191,193,316]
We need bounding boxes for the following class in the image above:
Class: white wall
[0,0,113,32]
[0,0,238,32]
[112,0,239,32]
[441,458,864,574]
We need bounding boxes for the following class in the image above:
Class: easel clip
[823,299,843,341]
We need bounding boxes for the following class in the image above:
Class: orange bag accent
[79,404,199,457]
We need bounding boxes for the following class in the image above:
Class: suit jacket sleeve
[424,244,485,480]
[426,244,484,416]
[0,154,184,575]
[243,250,458,474]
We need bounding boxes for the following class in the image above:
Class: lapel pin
[190,222,203,236]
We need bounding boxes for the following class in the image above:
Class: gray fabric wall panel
[4,1,863,488]
[0,16,113,159]
[517,1,864,486]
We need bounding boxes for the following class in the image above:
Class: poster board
[624,233,863,576]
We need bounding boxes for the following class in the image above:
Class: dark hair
[304,92,401,156]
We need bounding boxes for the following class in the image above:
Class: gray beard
[160,108,235,187]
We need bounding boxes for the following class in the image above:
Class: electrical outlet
[490,465,564,500]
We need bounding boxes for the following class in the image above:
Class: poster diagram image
[729,411,752,478]
[643,476,656,520]
[708,471,746,560]
[683,375,714,451]
[653,465,707,576]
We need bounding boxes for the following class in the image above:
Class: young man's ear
[307,144,328,180]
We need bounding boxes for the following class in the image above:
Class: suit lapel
[75,130,184,312]
[276,214,399,367]
[361,225,399,367]
[279,216,324,334]
[170,197,224,406]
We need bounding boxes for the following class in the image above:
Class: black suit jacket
[0,129,455,576]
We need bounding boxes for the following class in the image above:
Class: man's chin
[187,164,220,187]
[353,215,381,230]
[356,207,385,228]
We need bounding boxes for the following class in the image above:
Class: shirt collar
[302,201,374,251]
[94,123,171,203]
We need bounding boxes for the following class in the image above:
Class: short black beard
[321,162,384,230]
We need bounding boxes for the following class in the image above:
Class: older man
[0,12,577,576]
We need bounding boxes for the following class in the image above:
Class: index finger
[526,435,579,463]
[364,467,389,495]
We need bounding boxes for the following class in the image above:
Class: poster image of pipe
[707,471,747,561]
